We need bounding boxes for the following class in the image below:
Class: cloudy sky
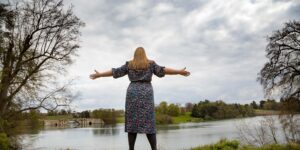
[61,0,300,111]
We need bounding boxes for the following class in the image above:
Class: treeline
[41,98,300,125]
[191,100,255,119]
[154,100,256,124]
[250,98,300,113]
[250,99,280,110]
[154,98,300,124]
[44,108,124,124]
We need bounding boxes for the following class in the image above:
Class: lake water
[20,116,285,150]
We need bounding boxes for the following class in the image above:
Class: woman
[89,47,190,150]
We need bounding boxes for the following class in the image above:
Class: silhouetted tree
[0,0,84,126]
[257,20,300,144]
[258,20,300,99]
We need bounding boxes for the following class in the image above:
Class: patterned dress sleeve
[112,61,129,79]
[152,61,166,78]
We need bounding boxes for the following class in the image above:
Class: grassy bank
[170,110,282,124]
[191,139,300,150]
[172,112,203,124]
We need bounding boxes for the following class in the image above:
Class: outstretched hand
[179,67,190,76]
[89,70,101,80]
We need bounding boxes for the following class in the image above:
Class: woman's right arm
[89,69,113,80]
[90,62,129,80]
[164,67,190,76]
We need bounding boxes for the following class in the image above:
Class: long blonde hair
[128,47,152,70]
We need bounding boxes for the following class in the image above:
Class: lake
[20,116,285,150]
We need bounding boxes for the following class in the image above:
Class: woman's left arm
[164,67,190,76]
[89,69,113,80]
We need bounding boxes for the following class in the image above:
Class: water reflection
[92,124,121,135]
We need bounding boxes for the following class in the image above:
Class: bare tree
[258,20,300,99]
[0,0,84,125]
[237,116,279,146]
[240,20,300,146]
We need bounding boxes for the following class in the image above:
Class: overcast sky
[61,0,300,111]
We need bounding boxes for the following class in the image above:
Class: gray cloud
[61,0,300,111]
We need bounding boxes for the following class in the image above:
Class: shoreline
[38,109,284,126]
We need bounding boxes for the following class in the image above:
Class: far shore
[39,109,282,126]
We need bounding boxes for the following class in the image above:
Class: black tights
[128,132,157,150]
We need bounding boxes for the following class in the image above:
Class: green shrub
[156,114,173,124]
[0,133,10,150]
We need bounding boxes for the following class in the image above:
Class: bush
[0,133,10,150]
[156,114,173,124]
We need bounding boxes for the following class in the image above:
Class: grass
[116,116,125,123]
[191,139,239,150]
[172,112,203,124]
[191,138,300,150]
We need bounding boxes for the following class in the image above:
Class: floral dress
[112,61,165,134]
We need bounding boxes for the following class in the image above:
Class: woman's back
[112,61,166,82]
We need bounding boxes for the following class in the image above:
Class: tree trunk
[0,42,14,115]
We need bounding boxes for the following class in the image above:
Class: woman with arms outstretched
[89,47,190,150]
